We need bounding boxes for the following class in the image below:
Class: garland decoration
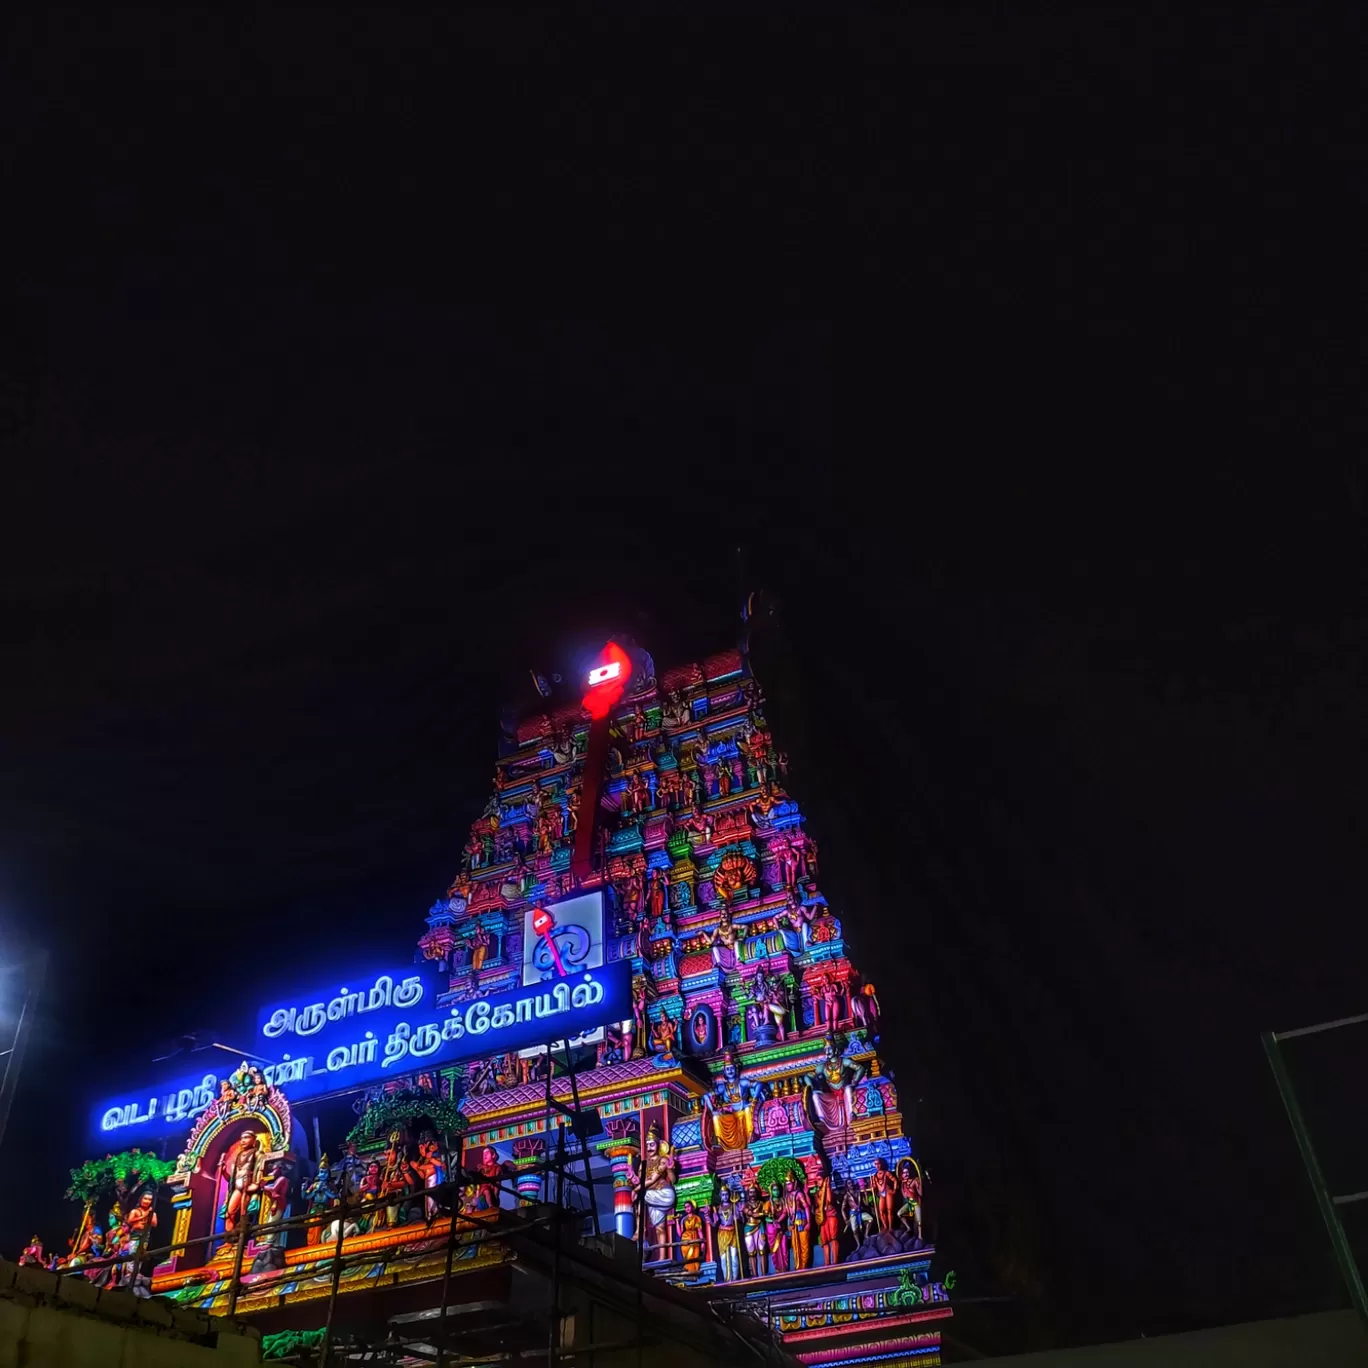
[346,1091,469,1145]
[65,1149,177,1204]
[754,1156,806,1193]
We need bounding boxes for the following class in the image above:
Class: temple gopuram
[55,636,952,1366]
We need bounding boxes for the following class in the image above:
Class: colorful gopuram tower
[64,635,950,1366]
[430,641,953,1366]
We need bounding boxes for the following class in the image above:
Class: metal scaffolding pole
[1263,1026,1368,1326]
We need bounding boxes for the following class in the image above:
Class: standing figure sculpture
[752,968,791,1041]
[639,1123,678,1261]
[415,1131,447,1219]
[870,1158,899,1233]
[812,1169,841,1267]
[741,1186,769,1277]
[215,1128,264,1236]
[764,1181,789,1275]
[710,1187,742,1282]
[897,1160,923,1241]
[679,1200,705,1274]
[631,973,655,1056]
[842,1181,871,1244]
[378,1131,417,1229]
[646,868,669,924]
[301,1156,338,1246]
[785,1172,812,1270]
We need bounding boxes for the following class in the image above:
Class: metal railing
[52,1167,555,1366]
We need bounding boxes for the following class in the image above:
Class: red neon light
[581,641,631,720]
[530,906,568,977]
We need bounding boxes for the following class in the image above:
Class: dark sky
[4,5,1365,1351]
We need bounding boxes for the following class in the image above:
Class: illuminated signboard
[523,891,604,985]
[91,1067,223,1145]
[90,893,629,1143]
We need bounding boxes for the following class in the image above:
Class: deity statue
[870,1158,899,1233]
[302,1156,339,1246]
[816,972,843,1028]
[358,1161,382,1220]
[738,729,770,787]
[897,1160,923,1240]
[710,1187,742,1282]
[662,689,691,729]
[701,1049,763,1152]
[842,1181,871,1243]
[649,1011,679,1063]
[646,868,669,925]
[18,1236,44,1267]
[631,704,649,742]
[785,1172,812,1270]
[812,1168,841,1267]
[377,1131,418,1229]
[715,759,732,798]
[414,1131,447,1219]
[850,977,882,1031]
[256,1161,291,1239]
[751,968,791,1041]
[214,1127,264,1235]
[708,906,740,969]
[472,1145,507,1212]
[125,1191,158,1238]
[639,1123,677,1260]
[463,830,484,870]
[246,1065,270,1106]
[764,1181,789,1274]
[803,1033,867,1137]
[678,1200,704,1274]
[749,782,779,826]
[741,1186,769,1277]
[467,923,493,972]
[631,972,656,1055]
[336,1142,366,1202]
[781,899,815,949]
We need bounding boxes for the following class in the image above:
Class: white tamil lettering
[393,975,424,1009]
[295,1002,328,1036]
[263,1007,295,1039]
[466,1001,492,1035]
[366,976,393,1012]
[382,1022,411,1068]
[409,1023,443,1057]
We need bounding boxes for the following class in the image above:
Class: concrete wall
[0,1260,260,1367]
[980,1311,1365,1368]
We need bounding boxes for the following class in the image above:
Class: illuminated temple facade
[67,640,952,1366]
[419,644,953,1364]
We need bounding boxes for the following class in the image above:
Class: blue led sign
[90,893,630,1144]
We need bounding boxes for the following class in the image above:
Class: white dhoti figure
[645,1184,675,1238]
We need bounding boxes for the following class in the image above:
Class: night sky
[4,7,1364,1353]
